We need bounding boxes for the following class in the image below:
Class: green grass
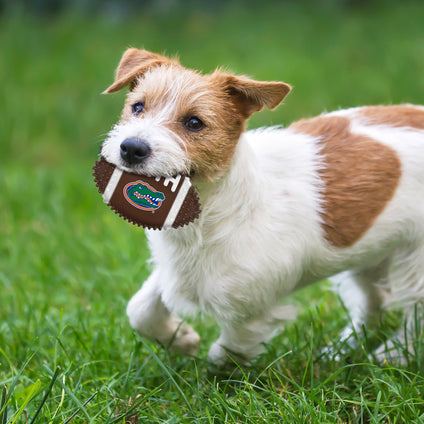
[1,2,424,422]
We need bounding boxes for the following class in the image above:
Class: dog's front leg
[126,270,200,355]
[208,305,295,366]
[208,326,264,367]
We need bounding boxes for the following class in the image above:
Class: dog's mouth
[100,150,192,180]
[115,157,192,180]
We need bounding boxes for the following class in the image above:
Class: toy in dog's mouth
[93,157,201,230]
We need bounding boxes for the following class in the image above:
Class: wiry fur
[102,49,424,365]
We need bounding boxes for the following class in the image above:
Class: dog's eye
[184,116,205,132]
[132,102,145,116]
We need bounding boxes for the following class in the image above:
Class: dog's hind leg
[126,270,200,355]
[375,241,424,364]
[326,259,389,356]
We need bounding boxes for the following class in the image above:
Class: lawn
[1,1,424,422]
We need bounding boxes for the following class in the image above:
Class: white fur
[115,105,424,364]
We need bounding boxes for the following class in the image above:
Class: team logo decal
[123,180,165,211]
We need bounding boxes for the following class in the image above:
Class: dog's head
[101,48,291,181]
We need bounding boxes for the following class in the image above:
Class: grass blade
[1,386,8,424]
[29,367,60,424]
[62,391,97,424]
[139,339,194,415]
[0,353,35,418]
[9,380,42,424]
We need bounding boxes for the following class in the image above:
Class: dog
[101,48,424,365]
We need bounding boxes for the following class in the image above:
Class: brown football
[93,158,201,229]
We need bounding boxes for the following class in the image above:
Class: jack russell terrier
[101,48,424,365]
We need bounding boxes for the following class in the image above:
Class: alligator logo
[123,180,165,211]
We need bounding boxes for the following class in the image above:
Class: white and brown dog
[101,48,424,365]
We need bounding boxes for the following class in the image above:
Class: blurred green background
[1,1,424,422]
[2,0,424,167]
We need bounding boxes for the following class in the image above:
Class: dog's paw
[208,342,228,367]
[207,342,251,370]
[168,322,200,356]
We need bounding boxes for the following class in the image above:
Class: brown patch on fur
[103,48,177,94]
[169,73,249,181]
[290,116,401,247]
[359,105,424,130]
[211,72,291,118]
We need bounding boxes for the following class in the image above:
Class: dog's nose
[120,138,151,165]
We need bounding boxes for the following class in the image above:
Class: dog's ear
[213,72,291,118]
[103,48,174,94]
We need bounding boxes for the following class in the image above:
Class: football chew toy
[93,158,201,229]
